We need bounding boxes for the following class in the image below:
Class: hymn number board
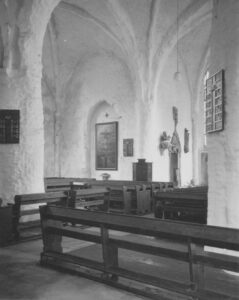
[205,70,224,133]
[0,110,20,143]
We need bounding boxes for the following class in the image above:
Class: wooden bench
[13,191,69,241]
[173,186,208,193]
[153,188,208,224]
[105,184,150,214]
[44,177,96,192]
[44,178,173,214]
[106,185,133,214]
[0,204,13,246]
[91,180,173,214]
[13,187,110,241]
[68,187,110,211]
[40,205,239,300]
[92,179,173,194]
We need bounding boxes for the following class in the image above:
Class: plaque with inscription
[123,139,134,157]
[0,110,20,143]
[205,70,224,133]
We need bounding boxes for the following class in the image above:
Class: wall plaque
[205,70,224,133]
[95,122,118,170]
[0,110,20,144]
[123,139,134,157]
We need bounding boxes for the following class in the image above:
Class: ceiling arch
[151,0,213,102]
[59,1,128,56]
[43,0,213,109]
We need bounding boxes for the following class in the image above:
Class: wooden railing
[40,205,239,300]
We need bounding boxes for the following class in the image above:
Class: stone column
[207,0,239,229]
[0,0,60,204]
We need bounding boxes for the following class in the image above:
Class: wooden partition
[40,205,239,300]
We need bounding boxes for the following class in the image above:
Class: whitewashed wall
[207,0,239,229]
[42,0,212,185]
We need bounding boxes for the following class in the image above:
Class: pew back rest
[44,177,96,192]
[40,205,239,252]
[92,180,173,190]
[173,186,208,193]
[69,187,110,210]
[13,191,69,239]
[154,192,207,209]
[153,190,208,222]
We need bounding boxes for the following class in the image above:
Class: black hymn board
[205,70,224,133]
[0,110,20,144]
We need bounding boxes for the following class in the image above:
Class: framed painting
[95,122,118,170]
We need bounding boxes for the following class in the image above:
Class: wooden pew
[68,187,110,211]
[13,191,69,241]
[173,186,208,193]
[92,179,173,194]
[153,188,208,224]
[13,187,110,242]
[107,184,150,214]
[44,178,173,214]
[44,177,96,192]
[40,205,239,300]
[106,185,133,214]
[91,180,173,214]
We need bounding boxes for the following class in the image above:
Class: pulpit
[133,159,152,181]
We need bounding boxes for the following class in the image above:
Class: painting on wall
[95,122,118,170]
[123,138,134,157]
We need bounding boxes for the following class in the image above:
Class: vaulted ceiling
[42,0,213,107]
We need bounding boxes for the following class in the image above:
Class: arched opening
[88,101,119,179]
[41,3,137,179]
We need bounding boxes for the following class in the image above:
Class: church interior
[0,0,238,299]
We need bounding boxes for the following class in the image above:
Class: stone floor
[0,239,143,300]
[0,233,238,300]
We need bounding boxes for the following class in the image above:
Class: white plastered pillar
[207,0,239,229]
[0,0,60,204]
